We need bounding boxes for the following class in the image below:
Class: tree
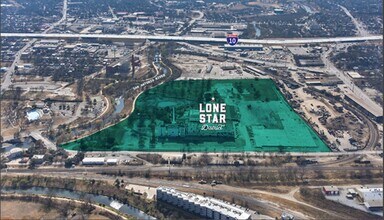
[298,166,307,181]
[28,158,37,169]
[58,202,71,217]
[197,153,212,166]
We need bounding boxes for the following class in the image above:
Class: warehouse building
[356,187,383,211]
[156,187,251,220]
[82,157,105,165]
[344,92,383,123]
[106,158,119,165]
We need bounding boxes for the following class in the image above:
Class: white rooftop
[158,187,251,219]
[82,157,105,163]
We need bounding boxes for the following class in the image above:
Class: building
[344,93,383,123]
[6,147,24,160]
[274,8,284,14]
[346,71,364,79]
[106,59,131,78]
[271,46,284,51]
[82,157,105,165]
[31,155,45,164]
[156,187,251,220]
[106,158,119,165]
[356,187,383,211]
[323,186,339,196]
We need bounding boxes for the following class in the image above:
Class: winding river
[1,187,156,220]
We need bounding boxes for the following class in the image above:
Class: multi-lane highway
[1,32,382,45]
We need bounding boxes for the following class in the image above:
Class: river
[1,187,156,220]
[114,96,125,115]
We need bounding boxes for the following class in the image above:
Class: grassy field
[62,79,329,152]
[1,200,61,220]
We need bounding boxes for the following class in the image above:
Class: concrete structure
[1,33,382,45]
[222,44,263,51]
[323,186,340,196]
[156,187,251,220]
[82,157,105,165]
[244,66,266,75]
[356,187,383,211]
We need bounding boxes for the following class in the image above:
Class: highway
[1,32,382,45]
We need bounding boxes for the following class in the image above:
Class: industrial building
[356,187,383,211]
[82,157,105,165]
[106,158,119,165]
[344,92,383,122]
[156,187,251,220]
[323,186,340,196]
[346,71,364,79]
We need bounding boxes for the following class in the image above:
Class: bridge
[1,32,382,45]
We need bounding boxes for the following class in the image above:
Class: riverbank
[1,175,197,220]
[1,193,129,220]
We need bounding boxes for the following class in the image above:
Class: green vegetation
[61,79,329,152]
[1,176,162,219]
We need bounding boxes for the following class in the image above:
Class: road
[321,45,382,119]
[30,131,57,150]
[1,33,382,45]
[1,0,68,92]
[4,164,382,175]
[339,5,370,37]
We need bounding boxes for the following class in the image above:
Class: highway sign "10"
[226,34,238,46]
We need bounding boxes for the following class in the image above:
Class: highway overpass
[1,32,382,45]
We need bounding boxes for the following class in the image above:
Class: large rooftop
[157,187,251,220]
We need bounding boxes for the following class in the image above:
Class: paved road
[339,5,370,37]
[1,33,382,45]
[30,131,57,150]
[321,44,382,117]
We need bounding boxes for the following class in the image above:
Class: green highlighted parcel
[61,79,330,152]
